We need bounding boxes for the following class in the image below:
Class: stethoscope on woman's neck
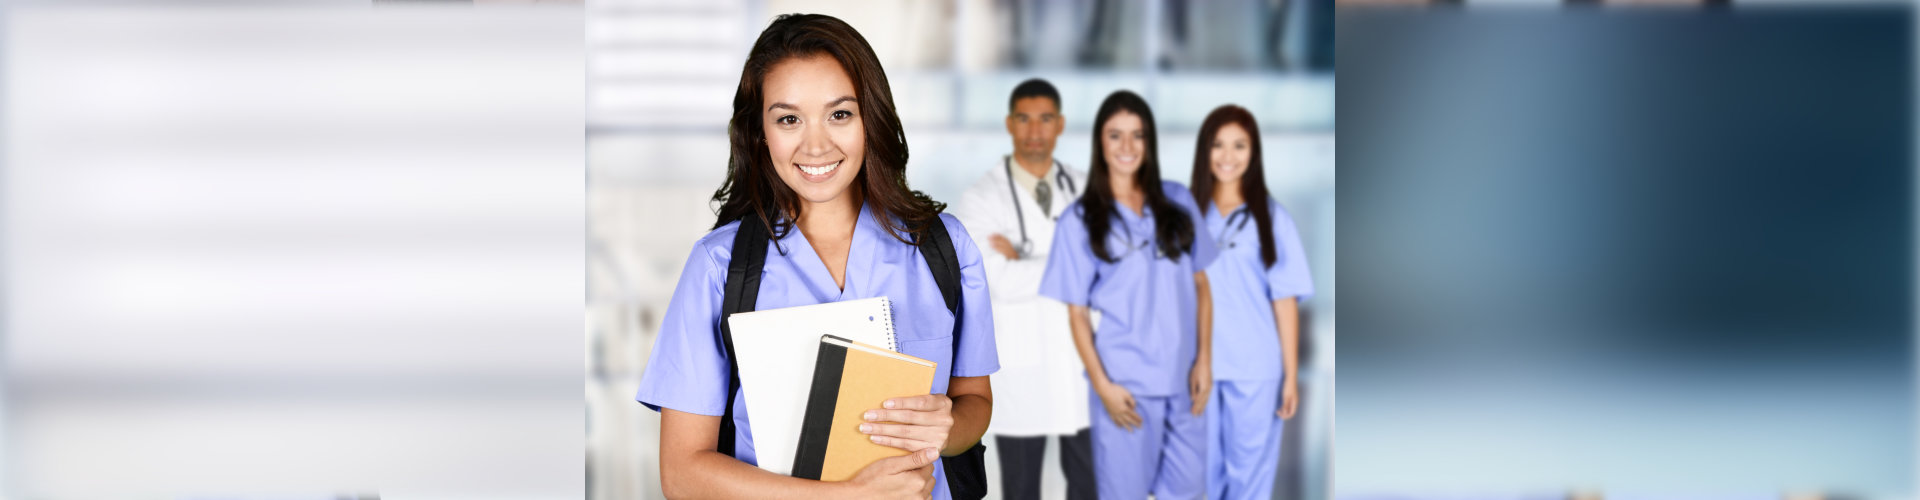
[1217,206,1255,249]
[1003,155,1078,258]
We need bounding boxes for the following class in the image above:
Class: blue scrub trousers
[1204,380,1283,500]
[1089,386,1206,499]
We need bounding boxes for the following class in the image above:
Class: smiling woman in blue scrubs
[1188,105,1313,500]
[1040,90,1217,500]
[633,14,999,500]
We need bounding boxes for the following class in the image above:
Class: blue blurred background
[584,1,1335,499]
[1341,3,1913,500]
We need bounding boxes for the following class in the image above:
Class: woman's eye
[831,110,853,121]
[776,115,798,125]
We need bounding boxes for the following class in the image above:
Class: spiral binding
[877,297,898,351]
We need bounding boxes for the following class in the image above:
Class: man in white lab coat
[950,78,1094,500]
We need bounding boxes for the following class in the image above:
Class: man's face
[1006,96,1064,161]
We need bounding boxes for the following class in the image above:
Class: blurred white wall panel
[5,6,584,498]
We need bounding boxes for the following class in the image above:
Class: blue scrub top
[1038,180,1219,397]
[1201,199,1315,382]
[635,203,999,500]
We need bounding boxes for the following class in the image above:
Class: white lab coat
[949,157,1091,437]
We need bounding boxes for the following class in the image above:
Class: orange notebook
[791,335,937,482]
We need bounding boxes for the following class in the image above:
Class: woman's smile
[796,159,842,180]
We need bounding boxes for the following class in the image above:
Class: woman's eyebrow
[765,96,857,113]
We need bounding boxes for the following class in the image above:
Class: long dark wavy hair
[1081,90,1194,263]
[709,14,942,243]
[1189,105,1278,268]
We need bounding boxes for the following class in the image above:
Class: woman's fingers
[916,464,938,497]
[868,433,941,453]
[859,405,953,454]
[863,408,951,427]
[1279,383,1300,419]
[881,394,949,412]
[1101,387,1142,430]
[860,422,938,441]
[1191,368,1214,416]
[872,447,939,475]
[861,419,949,454]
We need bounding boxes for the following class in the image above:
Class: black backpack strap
[717,215,770,458]
[916,215,963,331]
[917,216,991,499]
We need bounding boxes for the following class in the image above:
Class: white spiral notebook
[726,296,898,476]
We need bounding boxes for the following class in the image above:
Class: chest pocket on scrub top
[898,336,955,394]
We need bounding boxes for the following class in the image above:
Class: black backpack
[714,214,989,500]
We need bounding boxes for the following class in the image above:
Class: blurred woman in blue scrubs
[634,14,999,500]
[1188,105,1313,500]
[1040,90,1217,500]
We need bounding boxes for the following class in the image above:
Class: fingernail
[870,435,883,443]
[859,423,872,433]
[884,400,895,409]
[864,411,878,421]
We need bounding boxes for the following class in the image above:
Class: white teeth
[799,161,839,176]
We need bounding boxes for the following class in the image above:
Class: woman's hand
[1189,357,1213,415]
[1278,379,1299,419]
[862,394,954,454]
[1094,379,1141,430]
[845,447,940,500]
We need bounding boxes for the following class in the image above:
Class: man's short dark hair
[1009,78,1061,113]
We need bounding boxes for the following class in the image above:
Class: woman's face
[1209,123,1253,185]
[1101,110,1146,180]
[762,54,865,210]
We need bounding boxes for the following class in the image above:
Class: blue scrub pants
[1088,386,1206,499]
[1204,380,1283,500]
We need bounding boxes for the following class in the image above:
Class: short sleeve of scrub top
[1037,202,1095,307]
[634,227,733,416]
[942,212,1002,378]
[1265,201,1316,303]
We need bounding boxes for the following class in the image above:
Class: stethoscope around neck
[1217,207,1255,249]
[1004,156,1078,258]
